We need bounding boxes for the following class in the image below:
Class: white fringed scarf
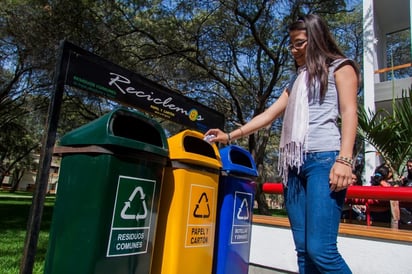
[278,67,309,185]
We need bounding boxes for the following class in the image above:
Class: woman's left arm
[330,63,359,192]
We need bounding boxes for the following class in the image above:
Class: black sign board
[62,41,224,131]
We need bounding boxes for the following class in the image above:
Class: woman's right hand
[204,128,229,144]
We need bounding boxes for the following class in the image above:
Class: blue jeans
[284,151,351,274]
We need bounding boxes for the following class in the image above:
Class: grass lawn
[0,191,55,274]
[253,208,288,217]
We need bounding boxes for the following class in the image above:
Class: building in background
[1,154,60,194]
[362,0,411,183]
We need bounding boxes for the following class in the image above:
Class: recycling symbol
[120,186,148,221]
[236,198,250,221]
[193,192,210,218]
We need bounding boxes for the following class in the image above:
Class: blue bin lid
[219,145,258,177]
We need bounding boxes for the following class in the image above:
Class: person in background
[370,164,400,228]
[400,159,412,224]
[206,14,359,274]
[370,164,392,187]
[401,158,412,187]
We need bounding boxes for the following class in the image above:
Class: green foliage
[0,0,362,186]
[0,193,54,274]
[253,207,287,217]
[0,95,45,188]
[358,87,412,177]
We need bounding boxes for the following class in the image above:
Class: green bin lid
[59,107,168,157]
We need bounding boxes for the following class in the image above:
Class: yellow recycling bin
[152,130,222,274]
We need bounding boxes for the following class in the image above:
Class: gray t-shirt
[288,58,356,152]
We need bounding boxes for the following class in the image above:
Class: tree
[0,0,121,188]
[108,0,359,213]
[0,114,40,191]
[1,0,362,207]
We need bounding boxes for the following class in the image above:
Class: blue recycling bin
[213,145,258,274]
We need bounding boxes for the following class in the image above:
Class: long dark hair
[288,14,346,99]
[370,164,390,186]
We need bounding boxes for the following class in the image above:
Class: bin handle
[171,160,220,175]
[221,170,258,181]
[54,145,114,155]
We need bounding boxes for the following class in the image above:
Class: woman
[205,14,359,273]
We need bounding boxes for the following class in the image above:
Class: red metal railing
[262,183,412,225]
[263,183,412,202]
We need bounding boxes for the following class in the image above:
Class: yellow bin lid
[167,130,222,170]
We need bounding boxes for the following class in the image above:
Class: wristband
[336,155,354,166]
[336,159,352,167]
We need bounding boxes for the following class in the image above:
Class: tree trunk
[255,182,270,215]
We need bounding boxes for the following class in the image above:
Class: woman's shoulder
[331,58,358,72]
[330,57,351,67]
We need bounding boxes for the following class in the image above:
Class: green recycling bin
[44,107,168,274]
